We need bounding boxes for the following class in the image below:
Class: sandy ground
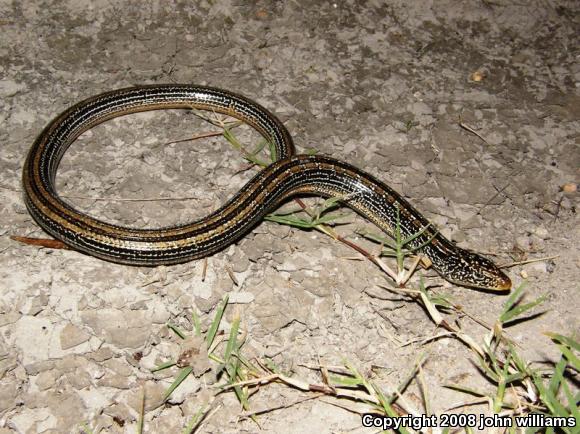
[0,1,578,433]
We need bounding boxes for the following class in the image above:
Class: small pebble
[469,70,487,82]
[228,291,255,304]
[515,236,531,250]
[532,226,549,240]
[561,182,577,193]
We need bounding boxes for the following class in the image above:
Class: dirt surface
[0,1,578,433]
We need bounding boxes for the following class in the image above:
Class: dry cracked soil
[0,1,578,433]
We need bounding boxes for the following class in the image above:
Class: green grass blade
[250,139,268,158]
[235,353,261,376]
[313,213,348,226]
[500,282,526,319]
[263,357,281,374]
[329,374,364,388]
[223,128,269,167]
[356,230,395,247]
[474,352,499,382]
[137,387,145,434]
[545,333,580,352]
[534,371,570,418]
[504,372,527,384]
[182,405,206,434]
[266,139,277,161]
[224,314,240,365]
[428,293,453,309]
[151,360,176,372]
[79,423,94,434]
[561,378,580,420]
[508,344,529,374]
[372,382,412,434]
[493,353,511,412]
[546,333,580,371]
[206,294,229,350]
[402,229,439,253]
[444,383,487,397]
[400,224,438,253]
[558,345,580,372]
[501,294,548,325]
[224,357,254,420]
[318,195,343,211]
[264,214,315,228]
[163,366,193,401]
[342,361,366,385]
[191,310,202,337]
[547,355,567,397]
[167,323,187,339]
